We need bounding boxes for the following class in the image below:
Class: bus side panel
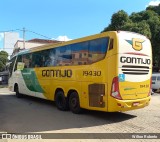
[9,58,37,97]
[34,67,82,101]
[34,64,108,112]
[15,69,40,97]
[77,58,108,111]
[16,70,32,95]
[105,33,119,112]
[106,54,118,112]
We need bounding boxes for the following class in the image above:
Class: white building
[12,38,60,56]
[3,32,20,56]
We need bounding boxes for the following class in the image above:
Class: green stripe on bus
[21,69,45,93]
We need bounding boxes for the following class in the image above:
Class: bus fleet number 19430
[83,71,101,76]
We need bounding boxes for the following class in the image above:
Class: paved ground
[0,88,159,142]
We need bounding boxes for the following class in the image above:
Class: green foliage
[0,51,8,71]
[146,4,160,15]
[102,10,131,31]
[111,10,131,30]
[102,5,160,69]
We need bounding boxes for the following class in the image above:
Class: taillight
[111,77,122,100]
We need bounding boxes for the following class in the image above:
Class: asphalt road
[0,88,160,141]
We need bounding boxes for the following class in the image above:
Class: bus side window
[42,49,51,67]
[9,57,16,76]
[22,54,32,68]
[109,38,114,50]
[14,55,22,71]
[49,49,57,66]
[71,41,89,65]
[157,76,160,81]
[152,76,157,81]
[88,38,109,63]
[32,52,42,67]
[54,45,72,66]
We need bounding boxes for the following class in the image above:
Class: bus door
[17,54,36,96]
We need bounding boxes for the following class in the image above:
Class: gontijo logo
[126,38,145,51]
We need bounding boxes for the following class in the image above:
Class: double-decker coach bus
[8,31,152,113]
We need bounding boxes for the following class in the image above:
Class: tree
[0,51,8,71]
[102,10,152,38]
[101,7,160,70]
[146,4,160,15]
[102,10,131,31]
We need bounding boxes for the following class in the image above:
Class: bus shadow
[83,110,136,123]
[0,94,137,133]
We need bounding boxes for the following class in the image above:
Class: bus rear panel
[108,31,151,112]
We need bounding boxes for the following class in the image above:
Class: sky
[0,0,160,54]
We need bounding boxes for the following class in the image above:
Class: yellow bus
[8,31,152,113]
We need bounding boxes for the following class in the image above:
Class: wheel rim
[71,97,77,108]
[57,96,63,107]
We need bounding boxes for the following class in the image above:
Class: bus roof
[11,31,148,57]
[29,31,117,52]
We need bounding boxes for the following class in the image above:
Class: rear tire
[69,92,82,114]
[55,91,69,111]
[14,85,23,98]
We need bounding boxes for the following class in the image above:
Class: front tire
[55,91,69,111]
[69,92,82,114]
[14,85,23,98]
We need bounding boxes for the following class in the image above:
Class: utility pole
[23,27,25,49]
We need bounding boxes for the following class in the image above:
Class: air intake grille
[122,65,149,75]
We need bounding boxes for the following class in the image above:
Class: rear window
[152,76,157,81]
[157,76,160,81]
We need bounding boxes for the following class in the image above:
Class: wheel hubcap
[71,98,77,108]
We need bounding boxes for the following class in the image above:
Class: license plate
[133,102,140,106]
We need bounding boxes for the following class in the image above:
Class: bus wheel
[55,91,69,111]
[14,85,23,98]
[69,92,82,114]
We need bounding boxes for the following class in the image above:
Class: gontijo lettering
[120,56,151,65]
[42,69,72,77]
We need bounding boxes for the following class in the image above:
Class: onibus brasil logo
[126,38,145,51]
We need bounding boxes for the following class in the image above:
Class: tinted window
[157,76,160,81]
[71,41,88,65]
[89,38,109,63]
[14,55,22,71]
[152,76,157,81]
[22,54,32,68]
[32,51,49,67]
[31,37,109,67]
[109,38,114,50]
[9,57,16,76]
[55,45,72,66]
[32,51,42,67]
